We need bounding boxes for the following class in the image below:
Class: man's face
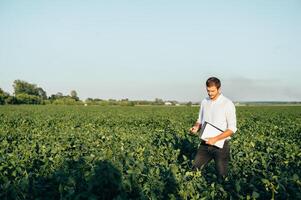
[206,86,220,100]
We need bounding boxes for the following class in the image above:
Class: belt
[200,140,207,145]
[200,139,230,146]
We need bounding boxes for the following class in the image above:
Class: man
[189,77,237,179]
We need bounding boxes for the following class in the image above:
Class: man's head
[206,77,221,100]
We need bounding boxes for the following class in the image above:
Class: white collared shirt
[197,94,237,138]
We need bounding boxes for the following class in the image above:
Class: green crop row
[0,105,300,199]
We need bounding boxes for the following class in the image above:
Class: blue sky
[0,0,300,102]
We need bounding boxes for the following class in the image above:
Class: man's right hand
[189,126,199,135]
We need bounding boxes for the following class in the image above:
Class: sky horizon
[1,1,300,102]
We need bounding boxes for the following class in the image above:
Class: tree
[86,98,93,102]
[49,92,63,101]
[0,88,4,94]
[0,88,11,105]
[5,96,17,104]
[13,80,38,96]
[56,92,63,97]
[12,80,48,104]
[154,98,164,105]
[0,88,6,105]
[37,87,47,100]
[13,80,47,99]
[16,93,41,104]
[70,90,79,101]
[186,101,192,106]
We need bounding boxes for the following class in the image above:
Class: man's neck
[211,93,221,101]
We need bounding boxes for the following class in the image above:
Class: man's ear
[218,88,221,93]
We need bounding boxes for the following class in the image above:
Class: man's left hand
[206,137,218,145]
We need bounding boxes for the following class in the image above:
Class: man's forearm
[205,129,233,145]
[214,129,233,141]
[194,122,201,129]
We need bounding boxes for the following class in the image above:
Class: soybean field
[0,105,300,199]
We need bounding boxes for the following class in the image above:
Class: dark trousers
[192,140,230,178]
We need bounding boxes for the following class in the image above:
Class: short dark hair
[206,77,221,89]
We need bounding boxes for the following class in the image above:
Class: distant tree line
[0,80,194,106]
[84,98,180,106]
[0,80,80,105]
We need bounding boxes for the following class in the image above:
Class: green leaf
[252,191,260,199]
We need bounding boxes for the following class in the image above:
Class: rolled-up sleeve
[226,102,237,133]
